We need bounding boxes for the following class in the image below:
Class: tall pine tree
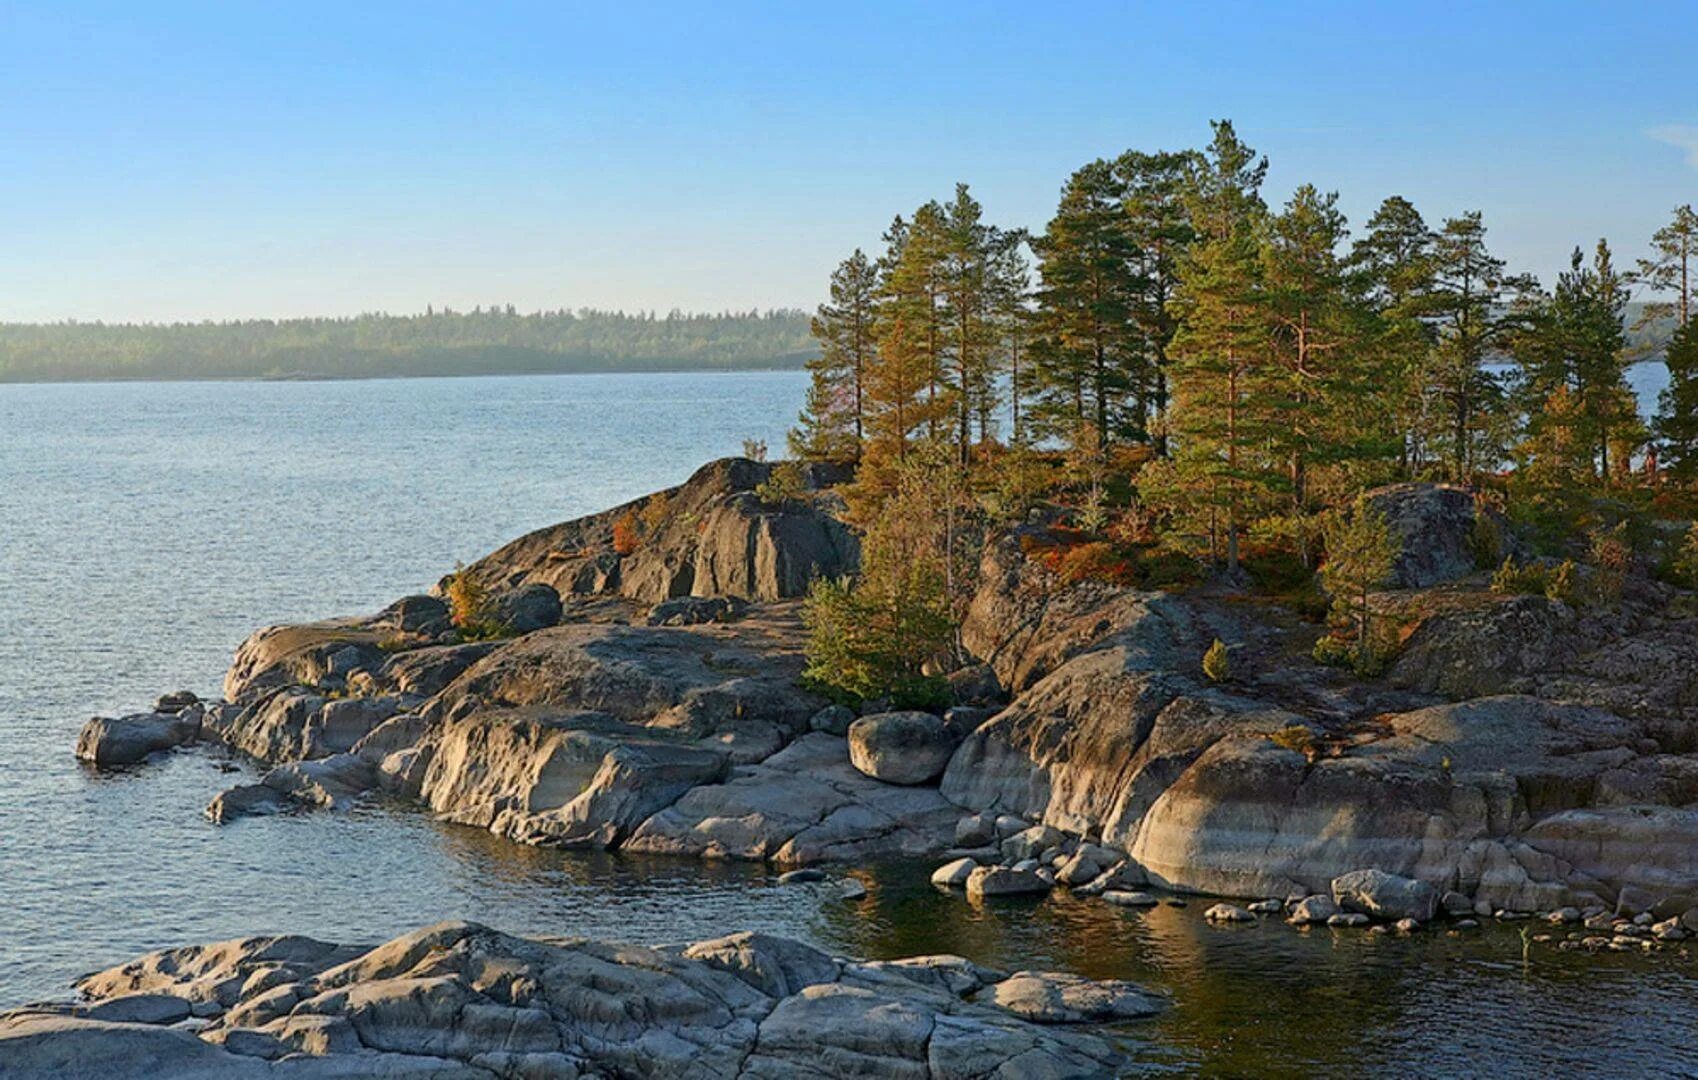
[792,249,877,462]
[1166,121,1272,572]
[1028,160,1144,446]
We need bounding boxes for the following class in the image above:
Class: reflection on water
[6,372,1698,1076]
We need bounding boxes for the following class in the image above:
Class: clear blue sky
[1,1,1694,323]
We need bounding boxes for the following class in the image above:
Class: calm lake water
[2,369,1695,1077]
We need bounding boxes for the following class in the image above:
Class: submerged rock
[0,921,1137,1078]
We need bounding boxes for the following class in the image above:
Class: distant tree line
[0,307,814,381]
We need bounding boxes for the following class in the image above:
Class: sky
[0,1,1695,324]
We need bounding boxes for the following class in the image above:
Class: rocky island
[20,447,1698,1073]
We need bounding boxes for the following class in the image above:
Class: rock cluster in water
[0,921,1152,1078]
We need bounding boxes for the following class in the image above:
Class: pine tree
[939,184,1007,462]
[1027,159,1144,446]
[1117,149,1199,455]
[1166,120,1272,573]
[1318,498,1401,670]
[1636,204,1697,329]
[1426,212,1532,482]
[987,229,1034,445]
[792,249,877,462]
[1513,241,1636,482]
[1349,196,1438,473]
[1261,184,1389,563]
[1658,319,1698,483]
[879,203,951,442]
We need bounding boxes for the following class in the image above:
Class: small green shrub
[1202,639,1231,682]
[1270,725,1318,758]
[1544,559,1578,604]
[755,461,808,507]
[1311,629,1395,677]
[1491,557,1549,596]
[1468,495,1507,569]
[1675,524,1698,588]
[1586,522,1631,608]
[640,490,674,534]
[445,565,510,641]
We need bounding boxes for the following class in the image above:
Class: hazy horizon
[2,1,1695,325]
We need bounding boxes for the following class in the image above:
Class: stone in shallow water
[1102,890,1160,908]
[75,711,199,767]
[987,970,1165,1023]
[1205,903,1254,923]
[932,857,978,888]
[966,865,1050,901]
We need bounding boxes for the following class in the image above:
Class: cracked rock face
[0,922,1142,1078]
[943,522,1698,915]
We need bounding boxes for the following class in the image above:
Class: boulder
[986,971,1165,1023]
[808,704,857,737]
[419,709,730,848]
[491,582,562,635]
[964,865,1050,901]
[1364,482,1500,588]
[1001,824,1067,862]
[1204,903,1254,923]
[947,663,1005,707]
[153,690,199,714]
[375,593,452,637]
[846,711,959,785]
[1102,890,1160,908]
[75,711,199,767]
[1287,895,1339,925]
[646,595,749,627]
[931,857,979,888]
[1331,868,1439,922]
[377,641,497,698]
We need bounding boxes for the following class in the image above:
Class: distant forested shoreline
[0,308,816,382]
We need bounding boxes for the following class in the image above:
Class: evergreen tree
[1425,212,1531,482]
[939,184,1008,462]
[1349,196,1438,472]
[1027,159,1144,446]
[1117,149,1199,454]
[792,249,877,461]
[1636,204,1697,329]
[879,203,951,441]
[1317,498,1401,672]
[1658,319,1698,483]
[987,229,1034,444]
[1166,120,1272,572]
[1514,241,1636,481]
[1261,185,1389,563]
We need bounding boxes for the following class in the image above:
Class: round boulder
[494,583,563,635]
[847,711,959,785]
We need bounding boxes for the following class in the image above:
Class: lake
[2,369,1694,1076]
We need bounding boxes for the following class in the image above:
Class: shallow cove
[3,371,1697,1076]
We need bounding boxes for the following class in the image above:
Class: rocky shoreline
[51,456,1698,1069]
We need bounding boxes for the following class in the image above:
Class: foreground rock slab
[0,921,1145,1078]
